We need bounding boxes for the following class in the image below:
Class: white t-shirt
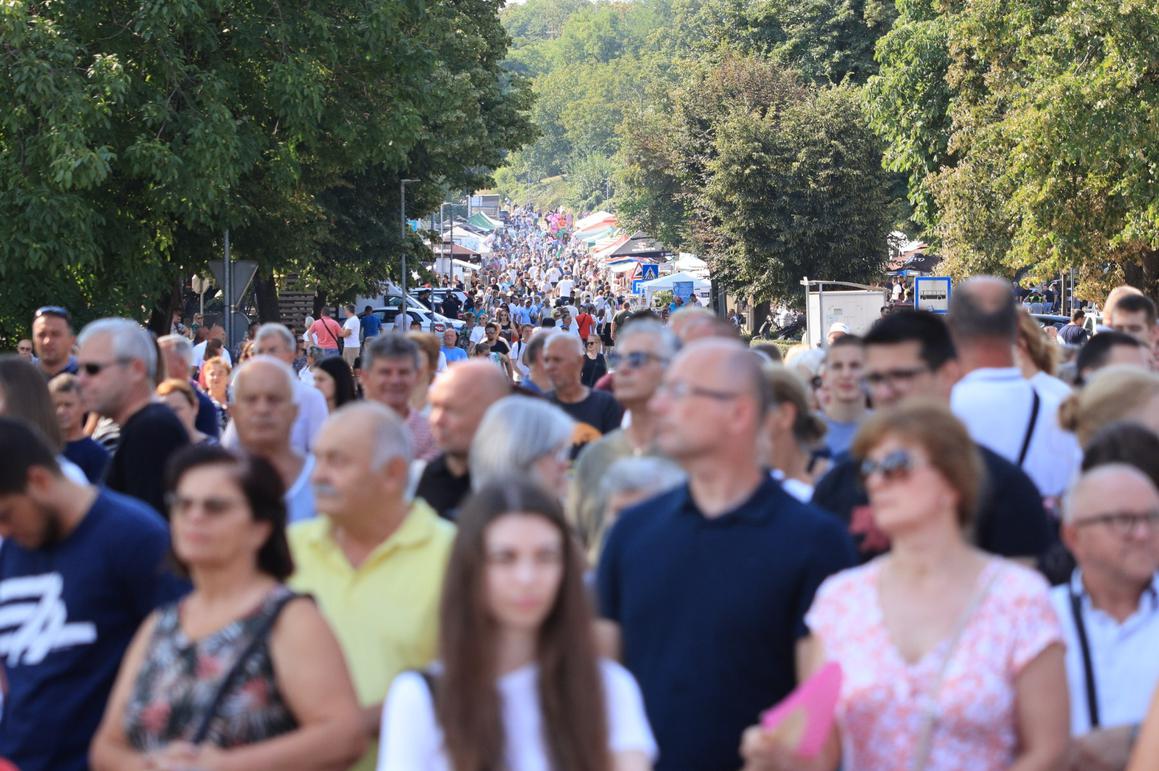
[343,315,361,350]
[377,659,656,771]
[951,367,1080,497]
[556,278,575,298]
[192,340,233,369]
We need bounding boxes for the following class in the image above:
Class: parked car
[370,295,465,336]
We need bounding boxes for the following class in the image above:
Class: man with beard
[0,418,186,771]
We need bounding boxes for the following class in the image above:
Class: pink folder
[759,662,843,758]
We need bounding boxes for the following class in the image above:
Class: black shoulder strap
[191,592,300,744]
[1017,388,1041,468]
[1069,585,1101,729]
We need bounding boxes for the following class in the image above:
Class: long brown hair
[436,478,609,771]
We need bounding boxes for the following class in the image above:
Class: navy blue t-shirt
[0,489,189,771]
[193,384,221,439]
[63,437,110,484]
[361,312,382,339]
[597,475,857,771]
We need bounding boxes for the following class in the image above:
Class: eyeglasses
[655,381,743,401]
[862,366,931,389]
[34,306,72,323]
[1074,510,1159,537]
[859,449,920,485]
[608,351,668,370]
[79,358,131,376]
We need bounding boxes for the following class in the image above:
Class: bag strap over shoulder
[190,591,300,745]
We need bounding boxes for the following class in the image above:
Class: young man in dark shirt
[0,418,187,771]
[812,310,1053,563]
[76,318,190,515]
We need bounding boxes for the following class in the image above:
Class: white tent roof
[574,211,616,232]
[640,270,711,290]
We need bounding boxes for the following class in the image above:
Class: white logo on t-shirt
[0,573,97,665]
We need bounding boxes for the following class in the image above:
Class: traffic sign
[914,276,952,314]
[631,279,644,295]
[639,263,659,281]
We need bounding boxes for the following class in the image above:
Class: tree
[617,57,892,303]
[0,0,533,343]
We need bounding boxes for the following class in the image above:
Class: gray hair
[363,332,421,370]
[254,323,296,351]
[78,318,158,381]
[230,355,296,403]
[331,401,413,468]
[599,456,686,504]
[469,396,574,490]
[616,319,680,359]
[157,334,194,368]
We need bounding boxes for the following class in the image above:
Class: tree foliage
[869,0,1159,298]
[0,0,533,341]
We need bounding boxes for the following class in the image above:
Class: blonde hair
[851,399,984,528]
[764,365,827,444]
[157,377,198,408]
[1058,365,1159,447]
[1016,308,1060,375]
[406,331,441,372]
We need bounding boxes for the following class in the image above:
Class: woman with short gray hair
[469,396,574,500]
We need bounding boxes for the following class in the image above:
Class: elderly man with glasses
[569,320,675,548]
[1053,464,1159,770]
[75,318,189,515]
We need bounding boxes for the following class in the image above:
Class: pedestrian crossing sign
[639,263,659,281]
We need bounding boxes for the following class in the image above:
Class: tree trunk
[1122,248,1159,305]
[146,281,181,337]
[253,270,282,323]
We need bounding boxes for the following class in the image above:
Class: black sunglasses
[35,305,72,323]
[79,358,130,376]
[859,450,917,486]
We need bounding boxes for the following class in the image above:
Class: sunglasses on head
[35,305,72,323]
[859,449,917,486]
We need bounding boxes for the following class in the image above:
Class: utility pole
[223,229,232,350]
[400,179,418,300]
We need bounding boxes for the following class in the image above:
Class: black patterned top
[124,586,299,750]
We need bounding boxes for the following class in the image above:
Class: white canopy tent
[640,270,711,303]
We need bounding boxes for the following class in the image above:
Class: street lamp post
[400,179,418,301]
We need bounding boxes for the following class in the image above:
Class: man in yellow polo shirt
[288,401,455,771]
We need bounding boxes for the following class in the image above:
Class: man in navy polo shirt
[597,339,856,771]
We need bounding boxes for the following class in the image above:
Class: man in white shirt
[191,319,232,369]
[1053,464,1159,768]
[341,303,361,368]
[557,275,575,302]
[221,323,328,455]
[948,276,1079,498]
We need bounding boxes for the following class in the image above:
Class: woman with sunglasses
[741,401,1068,771]
[377,478,656,771]
[581,337,608,388]
[91,446,365,770]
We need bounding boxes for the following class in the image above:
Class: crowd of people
[2,206,1159,771]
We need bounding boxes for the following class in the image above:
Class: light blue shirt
[442,346,467,364]
[286,454,317,524]
[1050,570,1159,734]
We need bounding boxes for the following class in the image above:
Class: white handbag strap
[911,562,1002,771]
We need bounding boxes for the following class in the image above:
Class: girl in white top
[378,478,657,771]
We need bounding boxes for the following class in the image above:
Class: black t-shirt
[489,338,511,356]
[441,295,461,319]
[549,388,623,458]
[104,403,190,517]
[613,310,631,333]
[581,354,608,388]
[415,454,471,521]
[1058,323,1089,346]
[811,443,1053,562]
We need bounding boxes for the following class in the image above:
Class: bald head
[545,333,584,357]
[948,276,1018,344]
[429,361,512,459]
[231,356,297,453]
[1065,464,1159,524]
[322,401,413,468]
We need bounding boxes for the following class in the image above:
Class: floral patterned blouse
[124,586,299,750]
[805,558,1063,771]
